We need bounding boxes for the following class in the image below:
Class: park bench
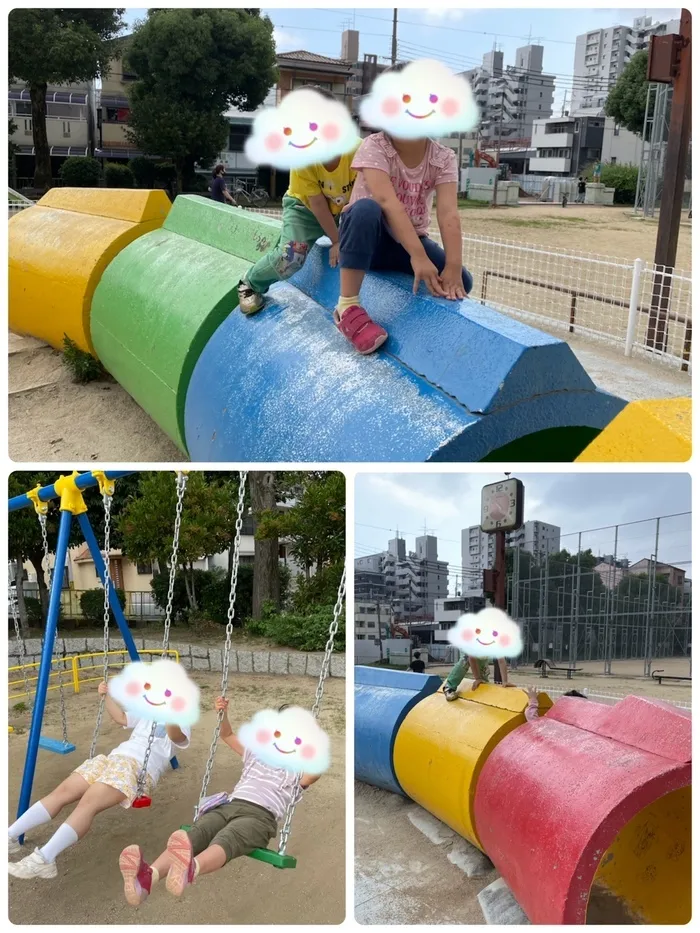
[651,669,692,685]
[534,658,583,680]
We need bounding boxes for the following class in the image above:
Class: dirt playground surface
[355,661,691,924]
[455,204,692,271]
[8,672,345,925]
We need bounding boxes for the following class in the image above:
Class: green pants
[186,798,277,864]
[246,195,336,294]
[445,655,470,691]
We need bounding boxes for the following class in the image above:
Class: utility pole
[560,88,568,117]
[376,597,384,661]
[492,528,507,682]
[491,87,506,208]
[647,9,691,350]
[391,9,398,65]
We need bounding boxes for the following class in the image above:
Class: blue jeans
[338,197,473,294]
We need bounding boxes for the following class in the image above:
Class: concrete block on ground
[192,657,210,671]
[253,651,270,673]
[289,653,308,676]
[448,838,494,877]
[330,654,345,678]
[85,638,103,652]
[306,654,323,677]
[209,648,223,672]
[478,878,530,924]
[237,650,253,673]
[181,656,194,671]
[270,651,289,675]
[63,638,87,654]
[191,645,208,658]
[26,639,42,655]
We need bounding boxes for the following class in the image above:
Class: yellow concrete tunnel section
[393,684,553,851]
[8,187,171,355]
[576,397,691,462]
[589,784,691,924]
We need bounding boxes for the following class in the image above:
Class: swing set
[9,470,346,868]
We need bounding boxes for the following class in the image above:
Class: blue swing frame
[9,471,178,844]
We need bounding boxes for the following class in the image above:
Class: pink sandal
[334,304,388,355]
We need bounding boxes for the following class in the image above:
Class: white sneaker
[7,849,57,879]
[8,836,22,856]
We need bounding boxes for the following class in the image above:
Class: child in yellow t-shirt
[238,87,359,315]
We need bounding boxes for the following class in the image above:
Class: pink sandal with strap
[334,304,388,355]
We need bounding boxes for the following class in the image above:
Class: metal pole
[645,519,662,676]
[491,88,505,208]
[493,529,506,682]
[77,512,140,662]
[391,9,398,65]
[634,83,653,215]
[16,509,73,833]
[9,470,134,512]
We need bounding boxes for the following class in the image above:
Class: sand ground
[8,672,345,925]
[456,204,692,272]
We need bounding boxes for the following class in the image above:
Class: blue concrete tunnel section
[354,666,443,796]
[184,243,627,462]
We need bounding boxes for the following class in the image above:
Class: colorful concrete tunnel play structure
[9,188,691,462]
[354,666,691,925]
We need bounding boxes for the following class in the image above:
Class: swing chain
[39,513,69,746]
[194,471,248,822]
[135,470,188,800]
[277,565,346,857]
[89,492,113,759]
[9,564,33,707]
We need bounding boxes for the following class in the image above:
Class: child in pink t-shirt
[334,130,473,354]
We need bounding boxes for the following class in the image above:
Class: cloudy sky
[121,6,680,111]
[355,472,692,590]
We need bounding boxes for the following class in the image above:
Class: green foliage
[58,156,102,187]
[253,602,346,652]
[13,702,28,714]
[125,9,277,190]
[61,335,107,383]
[185,173,209,193]
[79,586,126,624]
[24,597,43,624]
[291,562,344,613]
[9,9,125,188]
[199,565,254,624]
[104,161,134,188]
[599,163,639,204]
[129,155,157,187]
[605,50,648,136]
[477,658,490,682]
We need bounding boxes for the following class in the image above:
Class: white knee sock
[8,801,52,840]
[38,822,79,863]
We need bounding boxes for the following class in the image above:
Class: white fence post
[624,257,645,357]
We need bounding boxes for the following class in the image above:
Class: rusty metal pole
[492,529,506,682]
[648,9,692,350]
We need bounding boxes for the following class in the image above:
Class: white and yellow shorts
[73,754,155,809]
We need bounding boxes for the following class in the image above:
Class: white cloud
[272,26,303,52]
[367,475,459,522]
[422,8,468,22]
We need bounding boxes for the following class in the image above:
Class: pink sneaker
[119,844,153,906]
[165,830,196,896]
[334,305,388,355]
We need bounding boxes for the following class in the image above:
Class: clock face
[481,479,523,533]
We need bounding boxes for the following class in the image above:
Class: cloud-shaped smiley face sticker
[360,59,479,140]
[238,707,330,775]
[108,659,200,727]
[244,88,360,171]
[447,607,523,659]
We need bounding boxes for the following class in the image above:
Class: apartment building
[96,34,144,162]
[462,520,561,596]
[571,15,682,112]
[354,602,392,640]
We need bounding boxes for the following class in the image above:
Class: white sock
[8,801,52,840]
[38,822,79,863]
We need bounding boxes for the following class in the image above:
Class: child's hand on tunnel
[439,264,467,301]
[525,686,539,702]
[470,678,484,691]
[411,254,447,298]
[329,242,340,268]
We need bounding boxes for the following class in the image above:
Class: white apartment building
[571,15,681,112]
[354,601,392,640]
[462,520,561,596]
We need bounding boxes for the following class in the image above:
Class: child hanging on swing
[8,681,190,880]
[118,697,321,904]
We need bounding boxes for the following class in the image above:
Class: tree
[8,471,141,628]
[249,472,280,619]
[117,472,236,609]
[605,50,649,136]
[125,8,277,192]
[9,119,18,188]
[8,9,125,189]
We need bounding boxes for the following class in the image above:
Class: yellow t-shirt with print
[287,144,360,217]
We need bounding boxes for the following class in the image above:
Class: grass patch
[457,197,491,209]
[61,336,108,383]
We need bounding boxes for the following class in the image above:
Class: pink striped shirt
[231,749,302,821]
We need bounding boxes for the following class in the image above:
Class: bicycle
[232,185,269,208]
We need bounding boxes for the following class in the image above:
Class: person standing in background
[210,164,236,206]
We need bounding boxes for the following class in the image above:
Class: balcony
[541,131,573,147]
[529,156,571,173]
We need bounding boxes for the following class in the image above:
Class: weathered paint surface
[576,397,691,462]
[393,684,552,850]
[473,695,691,924]
[354,666,443,796]
[8,187,170,354]
[91,197,282,451]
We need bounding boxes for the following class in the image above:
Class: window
[357,620,365,628]
[62,120,71,137]
[614,124,620,136]
[539,91,543,98]
[15,101,32,116]
[23,119,32,135]
[228,124,250,153]
[105,106,130,123]
[610,156,617,164]
[136,561,153,575]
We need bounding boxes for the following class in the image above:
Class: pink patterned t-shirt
[349,132,458,236]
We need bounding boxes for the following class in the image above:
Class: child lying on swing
[118,697,321,904]
[8,681,190,880]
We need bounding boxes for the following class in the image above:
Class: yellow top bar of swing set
[26,484,49,516]
[92,470,115,498]
[54,471,88,515]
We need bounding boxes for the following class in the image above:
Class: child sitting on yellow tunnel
[237,86,359,317]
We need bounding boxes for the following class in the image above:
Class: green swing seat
[179,826,296,869]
